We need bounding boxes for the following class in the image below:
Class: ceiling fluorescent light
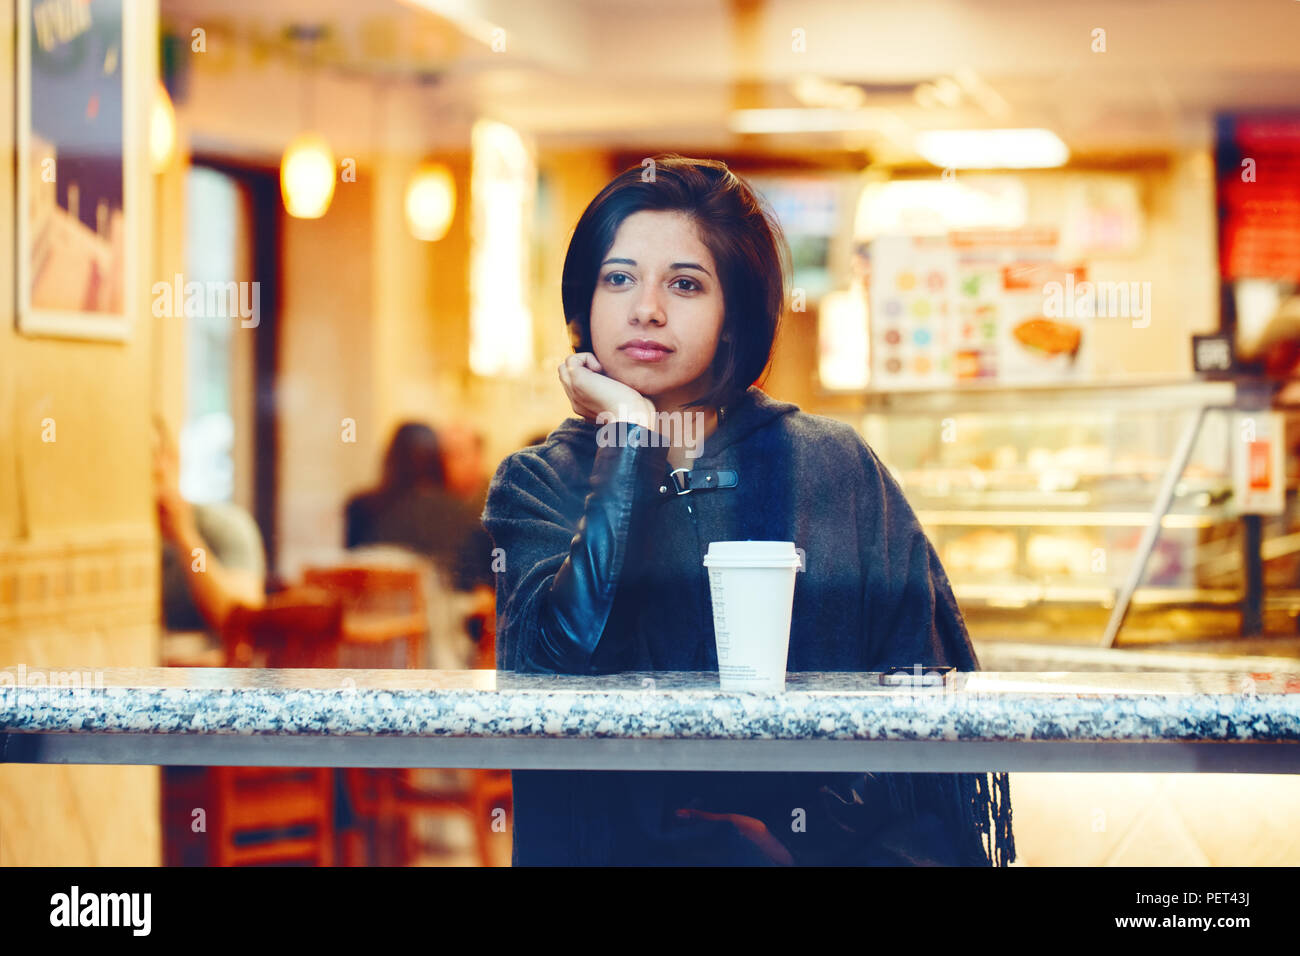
[915,128,1069,169]
[731,108,910,140]
[731,108,860,133]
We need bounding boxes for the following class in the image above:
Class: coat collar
[547,386,799,463]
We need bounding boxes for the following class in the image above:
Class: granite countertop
[3,666,1300,742]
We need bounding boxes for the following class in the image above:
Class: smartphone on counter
[879,665,955,686]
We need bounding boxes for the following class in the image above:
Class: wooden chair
[363,585,512,867]
[301,564,430,864]
[466,590,513,864]
[208,589,344,866]
[362,586,512,867]
[222,587,344,668]
[302,565,428,669]
[300,563,511,865]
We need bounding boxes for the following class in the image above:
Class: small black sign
[1192,334,1235,375]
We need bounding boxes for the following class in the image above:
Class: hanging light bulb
[279,24,335,218]
[280,131,335,219]
[404,162,456,241]
[150,80,176,173]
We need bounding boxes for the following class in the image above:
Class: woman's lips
[621,345,672,362]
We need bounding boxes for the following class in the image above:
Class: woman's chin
[606,360,704,408]
[613,366,672,394]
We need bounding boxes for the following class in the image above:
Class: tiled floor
[1004,772,1300,866]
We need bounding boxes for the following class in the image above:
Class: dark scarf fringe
[882,771,1016,866]
[983,770,1016,866]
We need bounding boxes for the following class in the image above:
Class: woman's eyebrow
[601,257,713,277]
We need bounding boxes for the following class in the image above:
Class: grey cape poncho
[482,385,1015,866]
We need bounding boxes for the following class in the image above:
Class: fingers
[561,352,603,374]
[557,357,601,421]
[570,367,614,421]
[559,352,653,426]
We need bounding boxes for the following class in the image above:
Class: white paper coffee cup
[702,541,803,693]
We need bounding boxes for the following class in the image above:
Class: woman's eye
[602,273,698,291]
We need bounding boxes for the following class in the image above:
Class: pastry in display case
[834,382,1275,624]
[943,528,1018,577]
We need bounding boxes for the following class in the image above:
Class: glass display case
[824,378,1300,643]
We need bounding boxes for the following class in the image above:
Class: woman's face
[588,210,726,411]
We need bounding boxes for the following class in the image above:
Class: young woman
[482,155,1015,866]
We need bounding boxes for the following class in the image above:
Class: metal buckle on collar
[658,467,737,498]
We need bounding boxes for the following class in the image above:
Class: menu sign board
[867,230,1090,388]
[1217,114,1300,282]
[867,235,956,388]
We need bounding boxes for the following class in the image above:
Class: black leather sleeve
[527,425,669,673]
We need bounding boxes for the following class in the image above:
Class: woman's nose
[632,285,666,324]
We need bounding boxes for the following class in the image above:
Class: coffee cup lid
[703,540,802,569]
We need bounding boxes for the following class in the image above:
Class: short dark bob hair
[561,154,790,412]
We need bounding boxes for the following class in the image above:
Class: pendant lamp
[280,25,335,219]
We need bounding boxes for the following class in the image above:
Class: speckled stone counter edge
[2,667,1299,741]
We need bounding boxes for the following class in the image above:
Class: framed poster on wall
[16,0,140,341]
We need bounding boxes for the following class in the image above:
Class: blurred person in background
[346,421,494,597]
[155,419,266,634]
[438,423,490,515]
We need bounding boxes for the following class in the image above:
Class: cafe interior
[3,0,1300,867]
